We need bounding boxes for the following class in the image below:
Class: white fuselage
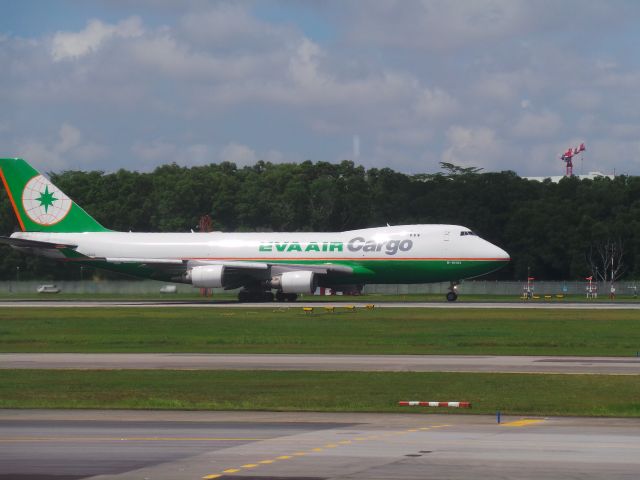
[12,225,508,265]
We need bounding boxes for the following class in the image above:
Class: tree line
[1,160,639,282]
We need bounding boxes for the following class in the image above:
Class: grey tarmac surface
[1,300,640,309]
[1,410,639,480]
[2,353,640,374]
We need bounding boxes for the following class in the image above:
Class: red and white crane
[560,142,586,177]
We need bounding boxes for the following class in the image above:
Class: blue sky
[2,0,640,176]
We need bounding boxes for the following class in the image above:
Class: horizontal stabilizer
[0,236,77,250]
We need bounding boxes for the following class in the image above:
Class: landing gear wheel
[275,292,298,302]
[238,290,274,302]
[446,291,458,302]
[285,293,298,302]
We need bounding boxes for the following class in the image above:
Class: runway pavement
[2,299,640,309]
[1,409,639,480]
[2,353,639,374]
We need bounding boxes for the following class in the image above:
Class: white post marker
[398,401,471,408]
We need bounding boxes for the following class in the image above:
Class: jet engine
[271,270,316,294]
[188,265,225,288]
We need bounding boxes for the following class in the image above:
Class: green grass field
[2,306,639,417]
[1,369,638,417]
[1,307,640,356]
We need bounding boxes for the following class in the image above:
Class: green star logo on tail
[21,174,73,226]
[36,185,58,213]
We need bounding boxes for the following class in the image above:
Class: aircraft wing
[187,260,352,276]
[268,263,353,275]
[102,258,354,288]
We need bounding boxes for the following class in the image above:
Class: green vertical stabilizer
[0,158,109,232]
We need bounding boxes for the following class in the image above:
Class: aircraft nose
[492,244,510,262]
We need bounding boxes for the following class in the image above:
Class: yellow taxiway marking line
[201,424,456,479]
[501,419,545,427]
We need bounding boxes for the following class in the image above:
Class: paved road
[1,410,639,480]
[1,300,640,309]
[2,353,639,374]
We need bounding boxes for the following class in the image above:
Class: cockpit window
[460,230,477,236]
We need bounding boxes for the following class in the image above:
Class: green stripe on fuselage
[60,251,505,284]
[266,259,507,284]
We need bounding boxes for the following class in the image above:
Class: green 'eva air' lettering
[0,158,108,233]
[305,242,320,252]
[258,241,344,253]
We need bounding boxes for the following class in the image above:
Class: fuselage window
[460,231,476,236]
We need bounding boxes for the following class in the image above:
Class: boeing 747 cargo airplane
[0,158,509,301]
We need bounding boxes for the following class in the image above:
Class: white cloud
[442,126,508,170]
[563,90,602,111]
[132,140,220,168]
[51,17,143,61]
[2,1,640,176]
[414,88,459,118]
[179,3,290,47]
[131,139,284,169]
[346,0,533,51]
[345,1,627,53]
[57,123,81,151]
[131,140,177,164]
[219,142,258,166]
[512,111,563,139]
[16,123,107,169]
[610,124,640,139]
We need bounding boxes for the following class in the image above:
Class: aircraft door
[442,229,451,256]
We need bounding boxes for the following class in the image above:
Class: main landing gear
[237,290,298,303]
[446,281,459,302]
[275,292,298,302]
[237,289,273,303]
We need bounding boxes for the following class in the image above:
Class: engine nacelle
[189,265,225,288]
[279,270,316,294]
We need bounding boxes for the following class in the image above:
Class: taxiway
[1,410,639,480]
[2,353,639,374]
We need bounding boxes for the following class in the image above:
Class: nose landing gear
[446,281,459,302]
